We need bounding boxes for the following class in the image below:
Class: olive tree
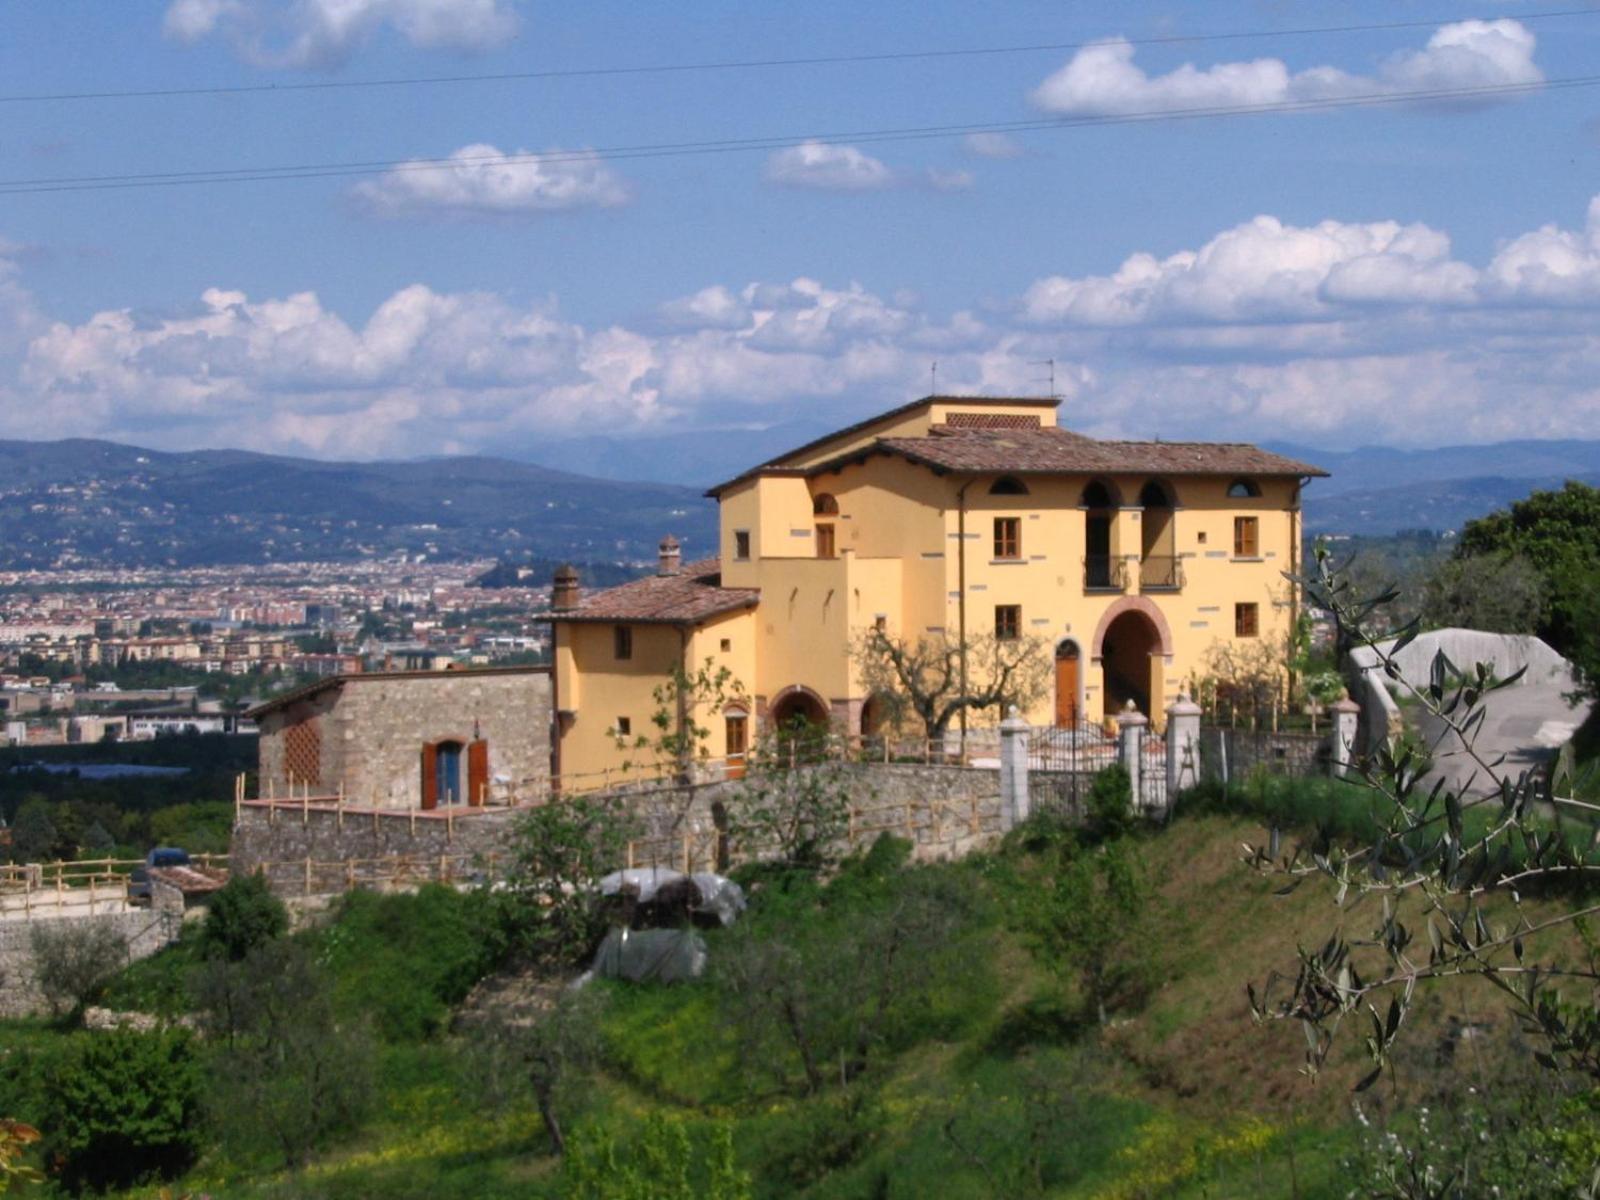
[852,628,1051,744]
[28,922,127,1022]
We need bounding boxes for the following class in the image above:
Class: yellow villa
[545,395,1326,783]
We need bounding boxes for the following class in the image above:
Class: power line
[0,72,1588,197]
[1,8,1595,105]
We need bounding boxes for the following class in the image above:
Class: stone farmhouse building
[546,394,1325,784]
[250,666,551,809]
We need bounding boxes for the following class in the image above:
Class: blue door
[435,741,462,806]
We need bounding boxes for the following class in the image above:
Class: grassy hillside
[3,781,1595,1198]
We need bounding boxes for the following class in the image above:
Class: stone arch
[859,692,891,738]
[768,684,831,730]
[1090,596,1174,660]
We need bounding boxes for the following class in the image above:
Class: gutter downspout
[956,477,972,756]
[1290,476,1307,707]
[676,624,692,784]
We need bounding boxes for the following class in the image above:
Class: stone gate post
[1331,692,1361,778]
[998,707,1031,831]
[1116,702,1148,812]
[1165,694,1202,801]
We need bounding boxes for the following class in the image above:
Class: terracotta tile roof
[876,425,1327,478]
[544,559,758,626]
[148,864,229,895]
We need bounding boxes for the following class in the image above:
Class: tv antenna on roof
[1034,358,1057,398]
[930,361,938,393]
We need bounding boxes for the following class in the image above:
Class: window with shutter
[1233,516,1259,558]
[1235,603,1259,638]
[994,517,1021,560]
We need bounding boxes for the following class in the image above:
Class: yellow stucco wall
[554,400,1309,779]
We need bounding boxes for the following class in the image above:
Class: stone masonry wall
[232,762,1004,896]
[259,668,552,809]
[0,910,181,1018]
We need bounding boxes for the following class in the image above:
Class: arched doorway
[1100,611,1161,719]
[1054,640,1081,727]
[769,687,829,731]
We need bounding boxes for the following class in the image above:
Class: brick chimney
[658,534,682,576]
[551,564,580,611]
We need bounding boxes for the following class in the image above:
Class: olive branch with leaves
[1245,544,1600,1098]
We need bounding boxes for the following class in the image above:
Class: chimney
[551,564,580,611]
[658,534,682,576]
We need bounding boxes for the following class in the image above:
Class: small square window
[734,530,751,560]
[874,615,887,633]
[995,604,1021,640]
[1235,602,1259,638]
[720,638,732,652]
[613,625,633,660]
[616,716,632,736]
[1197,531,1208,545]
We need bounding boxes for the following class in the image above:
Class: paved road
[1415,681,1591,800]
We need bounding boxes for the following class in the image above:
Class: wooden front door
[1055,644,1079,726]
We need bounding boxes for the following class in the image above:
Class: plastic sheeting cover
[597,867,747,926]
[591,927,707,984]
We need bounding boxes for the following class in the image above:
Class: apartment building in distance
[545,395,1327,783]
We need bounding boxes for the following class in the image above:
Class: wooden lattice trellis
[283,719,321,787]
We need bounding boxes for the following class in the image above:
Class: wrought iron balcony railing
[1138,554,1184,592]
[1083,555,1127,592]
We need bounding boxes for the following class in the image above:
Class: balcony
[1083,555,1126,593]
[1138,555,1184,592]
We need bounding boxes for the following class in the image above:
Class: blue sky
[1,1,1598,469]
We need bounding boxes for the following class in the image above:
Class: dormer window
[989,475,1029,496]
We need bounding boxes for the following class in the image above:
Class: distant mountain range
[0,433,1596,569]
[0,439,716,570]
[1265,440,1600,536]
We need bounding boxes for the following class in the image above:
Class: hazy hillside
[0,438,717,569]
[1302,472,1600,536]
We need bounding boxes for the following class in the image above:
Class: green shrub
[317,884,506,1041]
[200,871,288,962]
[1085,764,1134,840]
[42,1027,202,1193]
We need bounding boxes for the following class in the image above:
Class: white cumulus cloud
[1030,19,1541,116]
[163,0,519,69]
[1022,216,1478,325]
[764,142,897,191]
[351,144,632,219]
[11,194,1600,458]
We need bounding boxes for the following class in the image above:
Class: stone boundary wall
[0,910,180,1018]
[231,763,1006,896]
[1346,629,1575,753]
